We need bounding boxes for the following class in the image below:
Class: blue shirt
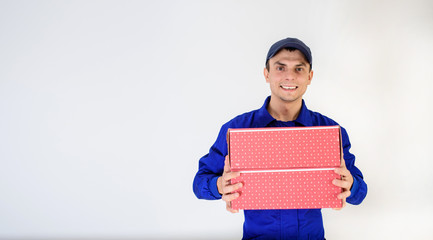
[193,96,367,240]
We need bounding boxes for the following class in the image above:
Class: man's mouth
[281,85,298,90]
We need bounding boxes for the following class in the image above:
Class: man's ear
[264,67,270,83]
[307,70,314,85]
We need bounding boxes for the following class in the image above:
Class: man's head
[265,37,312,72]
[264,38,314,105]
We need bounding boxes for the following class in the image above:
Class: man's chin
[279,96,299,103]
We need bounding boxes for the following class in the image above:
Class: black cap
[266,37,312,69]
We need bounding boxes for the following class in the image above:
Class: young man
[193,37,367,239]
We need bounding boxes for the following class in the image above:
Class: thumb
[224,155,230,173]
[340,152,346,168]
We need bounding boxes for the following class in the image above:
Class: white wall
[1,0,432,239]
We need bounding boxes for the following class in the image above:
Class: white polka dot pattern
[228,126,343,210]
[231,170,342,210]
[230,126,341,170]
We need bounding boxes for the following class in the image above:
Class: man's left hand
[332,155,353,210]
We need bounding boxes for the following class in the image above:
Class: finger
[224,155,230,173]
[226,201,239,213]
[223,171,241,182]
[222,192,240,202]
[340,154,346,167]
[332,179,352,189]
[334,167,354,190]
[332,178,352,189]
[334,167,350,177]
[222,182,243,194]
[337,189,351,200]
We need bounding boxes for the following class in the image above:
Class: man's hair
[265,47,311,72]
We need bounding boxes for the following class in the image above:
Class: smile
[280,85,298,90]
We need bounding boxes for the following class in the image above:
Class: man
[193,37,367,239]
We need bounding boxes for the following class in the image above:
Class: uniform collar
[295,99,313,126]
[256,96,313,127]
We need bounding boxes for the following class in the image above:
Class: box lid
[228,126,341,171]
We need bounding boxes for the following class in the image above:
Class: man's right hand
[217,155,243,213]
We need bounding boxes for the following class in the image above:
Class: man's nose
[284,69,296,81]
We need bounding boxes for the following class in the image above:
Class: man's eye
[296,68,303,72]
[277,67,284,71]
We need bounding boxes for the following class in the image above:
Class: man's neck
[267,96,303,122]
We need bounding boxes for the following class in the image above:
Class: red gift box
[228,126,343,210]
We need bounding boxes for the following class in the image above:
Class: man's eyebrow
[274,61,307,67]
[274,61,286,66]
[295,62,307,67]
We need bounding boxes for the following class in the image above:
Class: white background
[1,0,432,239]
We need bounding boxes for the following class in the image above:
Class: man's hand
[332,155,353,210]
[217,155,243,213]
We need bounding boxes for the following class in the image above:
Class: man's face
[264,49,313,104]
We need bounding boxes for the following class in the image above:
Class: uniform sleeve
[192,124,229,200]
[340,127,368,205]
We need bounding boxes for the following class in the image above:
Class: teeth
[281,86,296,90]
